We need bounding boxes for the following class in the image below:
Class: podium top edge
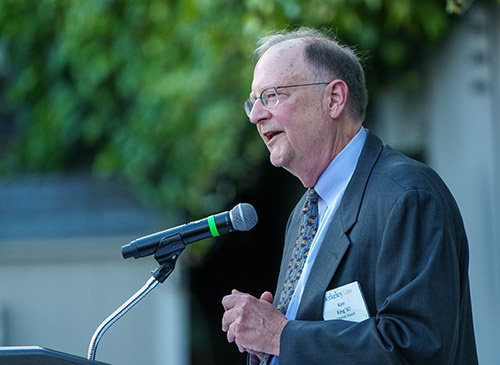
[0,346,110,364]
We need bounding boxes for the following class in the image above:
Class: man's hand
[221,289,287,357]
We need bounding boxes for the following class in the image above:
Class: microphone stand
[87,234,186,362]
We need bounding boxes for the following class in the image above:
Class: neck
[293,124,362,188]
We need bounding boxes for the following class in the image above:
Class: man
[221,28,477,364]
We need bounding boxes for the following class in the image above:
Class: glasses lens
[262,88,278,108]
[243,99,253,116]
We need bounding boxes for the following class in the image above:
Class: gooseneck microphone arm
[87,203,258,362]
[88,276,159,361]
[88,235,185,361]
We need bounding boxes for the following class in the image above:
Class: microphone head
[229,203,258,231]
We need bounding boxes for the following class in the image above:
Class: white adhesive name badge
[323,281,370,322]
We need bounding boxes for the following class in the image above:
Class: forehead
[252,40,311,92]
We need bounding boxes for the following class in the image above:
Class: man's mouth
[263,130,283,144]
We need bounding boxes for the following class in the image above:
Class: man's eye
[264,90,277,100]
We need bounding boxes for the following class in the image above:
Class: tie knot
[306,188,319,202]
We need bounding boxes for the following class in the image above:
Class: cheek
[281,105,319,141]
[287,116,330,158]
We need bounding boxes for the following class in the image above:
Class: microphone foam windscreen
[230,203,258,231]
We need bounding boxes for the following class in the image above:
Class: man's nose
[249,99,271,124]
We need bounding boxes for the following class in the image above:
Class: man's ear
[327,79,348,119]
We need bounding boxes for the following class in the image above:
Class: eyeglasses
[243,82,330,117]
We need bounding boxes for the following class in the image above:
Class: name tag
[323,281,370,322]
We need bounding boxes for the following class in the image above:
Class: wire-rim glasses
[243,82,330,117]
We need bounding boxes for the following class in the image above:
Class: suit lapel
[295,131,384,319]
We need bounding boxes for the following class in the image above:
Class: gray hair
[255,28,368,122]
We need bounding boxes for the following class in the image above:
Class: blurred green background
[0,0,475,363]
[0,0,462,218]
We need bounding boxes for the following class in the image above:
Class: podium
[0,347,110,364]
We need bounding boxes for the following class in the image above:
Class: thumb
[260,291,274,303]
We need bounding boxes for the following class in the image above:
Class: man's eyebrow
[249,89,262,98]
[250,85,274,98]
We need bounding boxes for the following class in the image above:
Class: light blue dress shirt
[269,127,367,364]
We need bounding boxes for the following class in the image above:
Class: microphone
[121,203,258,259]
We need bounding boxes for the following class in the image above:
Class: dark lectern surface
[0,346,110,365]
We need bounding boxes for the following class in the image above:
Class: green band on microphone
[208,215,220,237]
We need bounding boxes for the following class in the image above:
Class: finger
[260,291,274,303]
[233,331,250,353]
[222,289,247,310]
[246,349,264,359]
[231,288,247,295]
[226,327,236,343]
[222,293,239,310]
[237,342,246,353]
[221,308,236,332]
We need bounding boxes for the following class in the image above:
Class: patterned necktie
[260,188,319,365]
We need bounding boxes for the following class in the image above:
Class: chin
[269,153,287,168]
[270,158,283,168]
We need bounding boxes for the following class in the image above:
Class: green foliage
[446,0,477,14]
[0,0,457,220]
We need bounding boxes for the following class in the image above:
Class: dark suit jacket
[259,131,477,364]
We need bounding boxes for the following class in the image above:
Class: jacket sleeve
[278,188,476,364]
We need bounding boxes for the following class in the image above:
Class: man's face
[248,41,334,185]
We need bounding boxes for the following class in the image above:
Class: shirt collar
[315,127,367,208]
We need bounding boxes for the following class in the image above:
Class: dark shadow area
[190,162,303,364]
